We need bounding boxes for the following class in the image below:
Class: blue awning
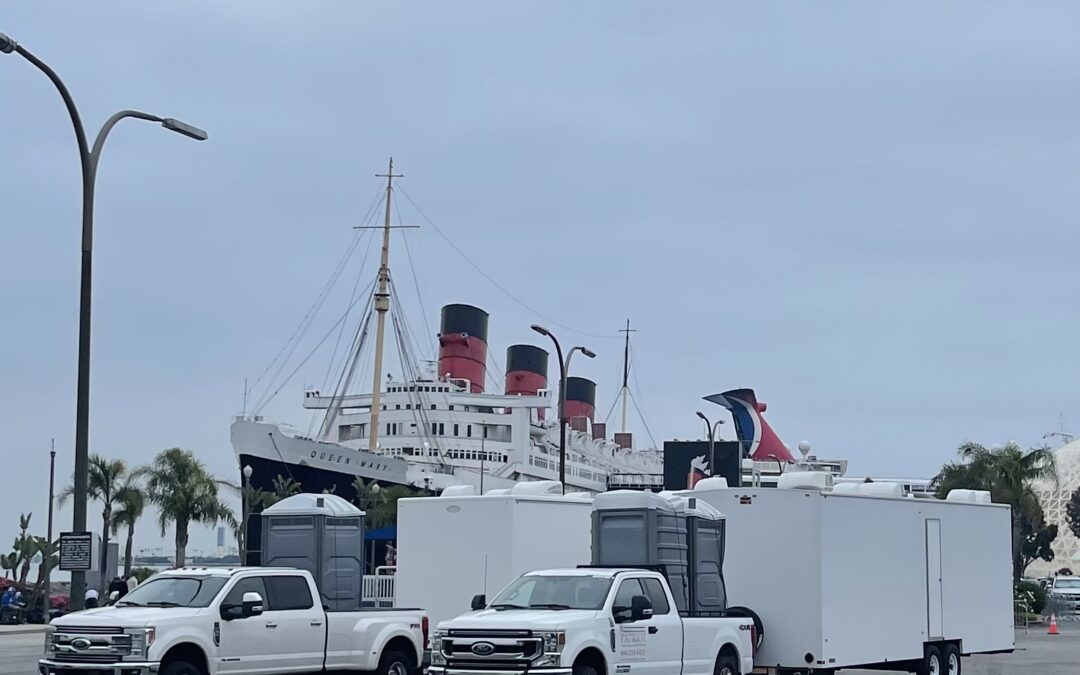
[365,526,397,541]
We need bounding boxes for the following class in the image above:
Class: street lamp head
[530,324,551,338]
[161,117,208,141]
[579,347,596,359]
[243,465,253,479]
[0,33,16,54]
[696,411,708,422]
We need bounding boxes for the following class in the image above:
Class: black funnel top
[565,376,596,405]
[506,345,548,376]
[439,304,489,342]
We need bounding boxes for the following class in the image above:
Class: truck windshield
[490,575,612,610]
[1054,579,1080,589]
[117,576,229,608]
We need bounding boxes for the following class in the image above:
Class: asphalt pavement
[1,624,1075,675]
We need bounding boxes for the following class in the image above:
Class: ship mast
[367,158,402,450]
[619,318,635,433]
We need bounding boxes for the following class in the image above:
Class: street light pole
[1,32,207,610]
[44,439,56,622]
[531,325,594,494]
[241,465,253,564]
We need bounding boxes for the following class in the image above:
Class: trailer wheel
[942,643,961,675]
[917,644,944,675]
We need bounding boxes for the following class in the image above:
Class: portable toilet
[592,490,691,611]
[260,493,365,611]
[682,496,727,613]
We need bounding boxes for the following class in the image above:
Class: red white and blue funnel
[703,388,795,463]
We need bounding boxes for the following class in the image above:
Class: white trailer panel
[396,489,593,628]
[686,486,1013,670]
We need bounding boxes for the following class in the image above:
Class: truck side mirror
[471,594,486,611]
[242,592,265,618]
[630,595,653,622]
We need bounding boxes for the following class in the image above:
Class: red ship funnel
[505,344,549,420]
[702,388,795,462]
[437,304,489,393]
[564,376,596,422]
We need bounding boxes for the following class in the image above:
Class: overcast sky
[3,2,1079,555]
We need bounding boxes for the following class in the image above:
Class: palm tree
[58,454,129,587]
[269,475,301,505]
[933,441,1057,581]
[144,448,235,567]
[111,475,146,577]
[13,513,35,586]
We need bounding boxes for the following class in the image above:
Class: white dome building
[1027,439,1080,576]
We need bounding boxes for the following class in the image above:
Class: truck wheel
[573,665,599,675]
[942,643,961,675]
[160,661,203,675]
[376,650,413,675]
[714,653,740,675]
[917,645,944,675]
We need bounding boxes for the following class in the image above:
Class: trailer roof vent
[945,489,992,504]
[510,480,563,496]
[693,476,729,491]
[777,471,833,491]
[441,485,476,497]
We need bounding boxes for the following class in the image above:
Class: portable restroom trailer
[396,480,594,628]
[260,493,365,611]
[682,483,1014,672]
[591,490,727,614]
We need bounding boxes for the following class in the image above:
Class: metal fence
[1047,594,1080,621]
[361,566,396,608]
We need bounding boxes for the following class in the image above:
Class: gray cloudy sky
[3,2,1079,554]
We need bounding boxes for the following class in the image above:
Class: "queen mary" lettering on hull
[311,449,392,473]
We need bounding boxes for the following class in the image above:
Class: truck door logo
[471,642,496,656]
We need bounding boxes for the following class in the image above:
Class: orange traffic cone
[1048,614,1059,635]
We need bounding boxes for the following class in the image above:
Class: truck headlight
[43,631,55,656]
[538,631,565,654]
[430,630,447,663]
[126,627,156,659]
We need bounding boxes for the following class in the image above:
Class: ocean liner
[231,160,663,500]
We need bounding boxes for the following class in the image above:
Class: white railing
[362,566,396,607]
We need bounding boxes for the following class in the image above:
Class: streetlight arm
[90,110,164,161]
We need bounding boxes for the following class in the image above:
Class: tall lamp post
[43,440,56,621]
[1,32,207,609]
[240,465,253,564]
[695,411,725,477]
[530,325,595,494]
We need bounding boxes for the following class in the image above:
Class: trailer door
[925,519,943,639]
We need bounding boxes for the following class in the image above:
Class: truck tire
[376,649,413,675]
[160,661,203,675]
[942,643,961,675]
[573,664,599,675]
[714,652,740,675]
[917,644,944,675]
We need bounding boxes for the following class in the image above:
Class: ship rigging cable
[248,184,386,409]
[396,184,619,341]
[253,276,378,415]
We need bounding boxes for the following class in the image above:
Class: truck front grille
[441,632,542,668]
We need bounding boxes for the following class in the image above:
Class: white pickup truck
[429,568,755,675]
[39,567,427,675]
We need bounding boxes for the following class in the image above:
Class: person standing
[84,588,99,609]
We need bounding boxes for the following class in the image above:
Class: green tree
[144,448,235,567]
[58,454,130,588]
[12,513,35,586]
[349,478,425,529]
[111,474,147,578]
[268,475,302,505]
[1067,487,1080,540]
[933,441,1057,581]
